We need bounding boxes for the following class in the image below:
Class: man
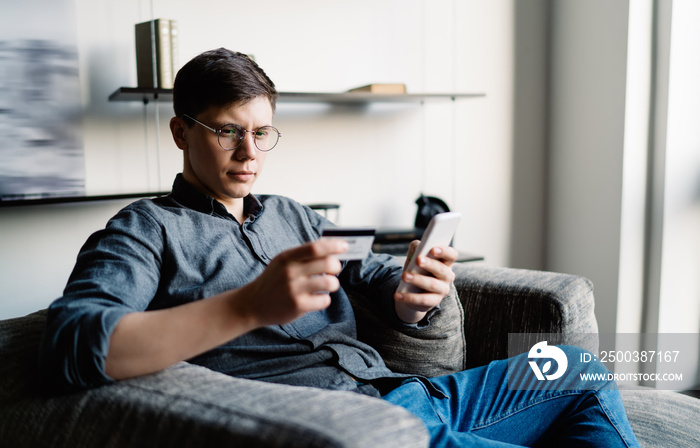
[40,48,639,447]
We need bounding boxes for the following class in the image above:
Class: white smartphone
[396,211,461,294]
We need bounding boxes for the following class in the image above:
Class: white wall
[0,199,134,318]
[509,0,549,269]
[546,0,631,335]
[1,0,525,318]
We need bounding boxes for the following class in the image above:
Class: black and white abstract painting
[0,0,84,201]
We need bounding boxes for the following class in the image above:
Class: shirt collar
[169,173,263,220]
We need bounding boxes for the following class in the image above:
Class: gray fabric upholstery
[453,264,598,368]
[1,265,698,447]
[620,387,700,448]
[0,309,47,403]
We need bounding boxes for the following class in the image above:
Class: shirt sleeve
[38,204,164,393]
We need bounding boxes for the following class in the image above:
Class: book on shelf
[347,83,407,94]
[169,20,179,84]
[135,19,179,89]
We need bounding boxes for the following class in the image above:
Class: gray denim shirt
[40,174,438,396]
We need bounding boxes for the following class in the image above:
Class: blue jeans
[383,346,640,447]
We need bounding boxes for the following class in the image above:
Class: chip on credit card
[321,228,376,260]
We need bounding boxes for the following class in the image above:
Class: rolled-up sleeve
[38,206,163,392]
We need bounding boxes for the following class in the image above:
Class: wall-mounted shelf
[109,87,173,104]
[277,91,484,104]
[108,87,485,105]
[0,191,167,207]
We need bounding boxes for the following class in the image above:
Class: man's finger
[299,239,350,260]
[428,246,459,264]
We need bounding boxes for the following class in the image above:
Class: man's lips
[227,171,255,181]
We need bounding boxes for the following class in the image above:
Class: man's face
[177,97,273,207]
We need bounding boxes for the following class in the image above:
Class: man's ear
[170,116,188,150]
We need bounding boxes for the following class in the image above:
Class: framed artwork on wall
[0,0,85,203]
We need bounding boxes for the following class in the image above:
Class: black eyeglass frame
[182,113,281,152]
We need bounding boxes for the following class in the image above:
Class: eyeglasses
[182,114,281,152]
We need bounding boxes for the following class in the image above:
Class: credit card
[321,228,376,260]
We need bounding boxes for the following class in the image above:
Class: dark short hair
[173,48,278,121]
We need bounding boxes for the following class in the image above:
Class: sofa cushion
[0,309,48,401]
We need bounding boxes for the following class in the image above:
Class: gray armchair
[1,265,698,447]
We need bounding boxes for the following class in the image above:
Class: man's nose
[234,132,257,160]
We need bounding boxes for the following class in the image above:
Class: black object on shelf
[414,194,451,229]
[372,194,484,262]
[374,193,450,254]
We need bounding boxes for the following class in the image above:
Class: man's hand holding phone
[394,212,461,324]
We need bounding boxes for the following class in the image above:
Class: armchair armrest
[452,264,598,368]
[0,311,429,448]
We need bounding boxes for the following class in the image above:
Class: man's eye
[220,127,240,139]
